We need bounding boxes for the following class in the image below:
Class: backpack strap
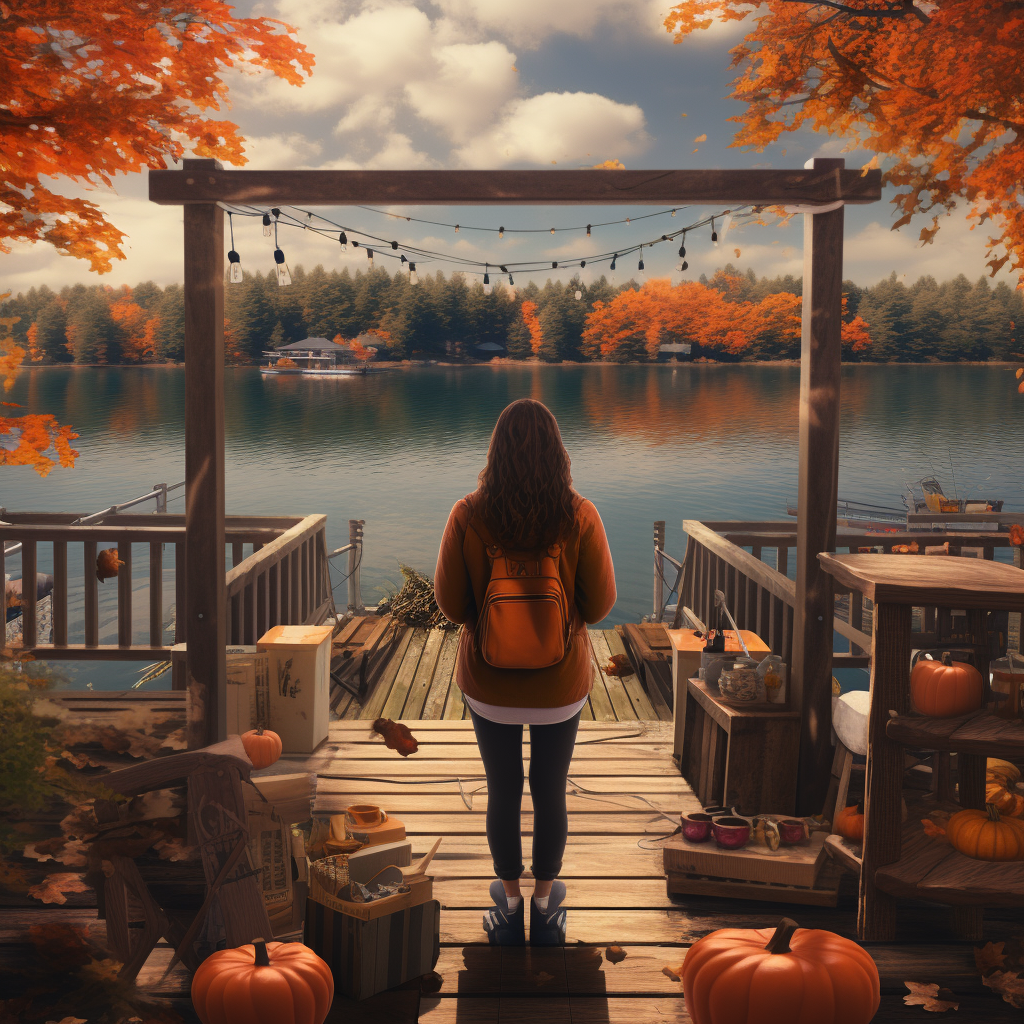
[463,496,564,560]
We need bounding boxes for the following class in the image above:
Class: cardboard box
[666,628,771,698]
[304,896,440,1000]
[171,644,270,737]
[257,624,334,753]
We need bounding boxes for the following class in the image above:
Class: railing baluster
[777,545,788,577]
[53,541,68,646]
[232,541,244,568]
[291,549,300,625]
[150,542,162,647]
[244,581,255,645]
[84,540,99,647]
[231,592,241,645]
[174,541,186,644]
[270,562,280,629]
[301,540,309,622]
[22,540,37,647]
[117,538,132,647]
[0,539,6,649]
[782,601,793,667]
[256,571,267,640]
[725,563,737,624]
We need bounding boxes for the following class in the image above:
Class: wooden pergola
[149,158,882,813]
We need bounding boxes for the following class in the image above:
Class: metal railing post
[154,482,168,514]
[654,521,666,622]
[348,519,365,613]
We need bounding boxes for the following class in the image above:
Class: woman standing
[434,399,617,946]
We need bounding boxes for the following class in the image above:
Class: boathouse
[264,336,359,369]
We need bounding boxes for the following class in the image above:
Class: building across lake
[261,336,377,375]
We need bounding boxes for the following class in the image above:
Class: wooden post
[654,521,666,622]
[348,519,364,612]
[792,157,845,815]
[183,159,226,748]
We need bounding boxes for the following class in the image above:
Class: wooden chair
[84,735,273,983]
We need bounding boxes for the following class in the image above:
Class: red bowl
[681,812,713,843]
[778,819,807,845]
[711,816,751,849]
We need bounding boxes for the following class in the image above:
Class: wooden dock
[2,640,1023,1022]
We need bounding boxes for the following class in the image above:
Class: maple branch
[781,0,930,23]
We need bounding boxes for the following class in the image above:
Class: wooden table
[818,553,1024,941]
[675,677,800,815]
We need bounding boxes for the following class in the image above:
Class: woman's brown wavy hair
[475,399,582,550]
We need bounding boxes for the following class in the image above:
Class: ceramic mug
[711,815,751,849]
[778,819,807,845]
[345,804,388,829]
[680,812,714,843]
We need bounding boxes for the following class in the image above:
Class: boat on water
[261,336,380,376]
[786,476,1005,530]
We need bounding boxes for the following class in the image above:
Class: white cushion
[833,690,870,756]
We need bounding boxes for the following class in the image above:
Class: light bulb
[508,273,514,286]
[678,242,686,259]
[638,257,645,273]
[676,260,688,272]
[575,289,582,301]
[671,209,677,217]
[586,224,591,237]
[339,231,348,251]
[552,261,558,269]
[610,254,617,271]
[228,250,242,283]
[274,248,291,286]
[711,217,718,245]
[262,213,272,237]
[367,248,374,265]
[352,239,360,248]
[409,263,418,285]
[483,271,492,295]
[391,240,398,250]
[550,227,555,234]
[580,260,586,268]
[499,226,504,239]
[455,224,460,233]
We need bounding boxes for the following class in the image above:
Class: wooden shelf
[874,801,1024,908]
[886,709,1024,758]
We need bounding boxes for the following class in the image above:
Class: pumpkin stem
[941,652,952,666]
[257,726,264,736]
[986,803,1002,822]
[764,918,800,955]
[253,938,270,966]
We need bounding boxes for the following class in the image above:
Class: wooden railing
[0,513,331,660]
[671,521,1022,677]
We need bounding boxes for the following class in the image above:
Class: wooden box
[304,896,440,1000]
[666,629,771,699]
[257,624,334,753]
[171,644,270,736]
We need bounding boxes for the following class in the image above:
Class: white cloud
[454,91,648,167]
[231,133,324,169]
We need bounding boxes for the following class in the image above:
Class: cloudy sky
[2,0,1015,295]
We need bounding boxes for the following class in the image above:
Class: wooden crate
[666,861,842,907]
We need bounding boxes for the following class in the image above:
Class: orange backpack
[465,498,575,670]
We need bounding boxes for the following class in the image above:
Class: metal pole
[654,521,666,622]
[154,482,168,514]
[348,519,365,613]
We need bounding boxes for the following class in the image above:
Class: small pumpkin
[191,937,333,1024]
[985,759,1024,818]
[910,652,983,718]
[241,726,283,769]
[834,802,865,842]
[946,803,1024,861]
[680,917,880,1024]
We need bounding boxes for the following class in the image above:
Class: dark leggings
[467,705,582,882]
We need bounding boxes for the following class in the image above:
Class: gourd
[191,938,333,1024]
[680,917,880,1024]
[834,803,865,842]
[910,652,983,718]
[986,758,1024,818]
[945,803,1024,861]
[240,726,283,769]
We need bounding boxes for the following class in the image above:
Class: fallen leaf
[975,941,1007,973]
[605,945,627,963]
[662,965,681,981]
[903,981,959,1012]
[922,818,947,838]
[79,957,122,984]
[694,134,707,143]
[982,970,1024,1008]
[372,718,418,756]
[28,873,90,905]
[28,923,93,969]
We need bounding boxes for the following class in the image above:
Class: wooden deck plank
[592,644,639,722]
[398,626,446,720]
[606,628,671,722]
[312,793,694,817]
[310,758,683,777]
[315,742,676,761]
[381,627,431,720]
[594,631,658,721]
[444,671,467,720]
[585,631,618,721]
[310,776,693,797]
[358,625,416,720]
[328,720,674,734]
[422,630,459,720]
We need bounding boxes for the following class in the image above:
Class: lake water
[5,363,1023,690]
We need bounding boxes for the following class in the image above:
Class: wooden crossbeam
[150,167,882,206]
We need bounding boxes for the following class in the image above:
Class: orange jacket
[434,490,617,708]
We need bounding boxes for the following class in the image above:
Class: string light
[499,226,504,239]
[262,212,272,237]
[273,221,290,285]
[638,245,645,274]
[455,224,460,233]
[508,272,514,286]
[676,231,687,272]
[552,261,558,269]
[227,213,242,283]
[586,224,591,237]
[550,227,555,235]
[671,209,677,217]
[711,217,718,245]
[367,247,374,266]
[339,230,348,251]
[483,265,492,295]
[391,240,398,250]
[610,254,617,271]
[409,262,418,285]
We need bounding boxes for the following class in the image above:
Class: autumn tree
[1,2,314,272]
[665,1,1024,287]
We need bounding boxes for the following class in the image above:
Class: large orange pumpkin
[834,803,864,842]
[945,803,1024,861]
[910,652,983,718]
[986,759,1024,817]
[241,726,283,769]
[191,938,333,1024]
[680,917,880,1024]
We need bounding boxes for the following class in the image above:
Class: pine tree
[155,285,185,361]
[35,297,71,363]
[65,289,118,363]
